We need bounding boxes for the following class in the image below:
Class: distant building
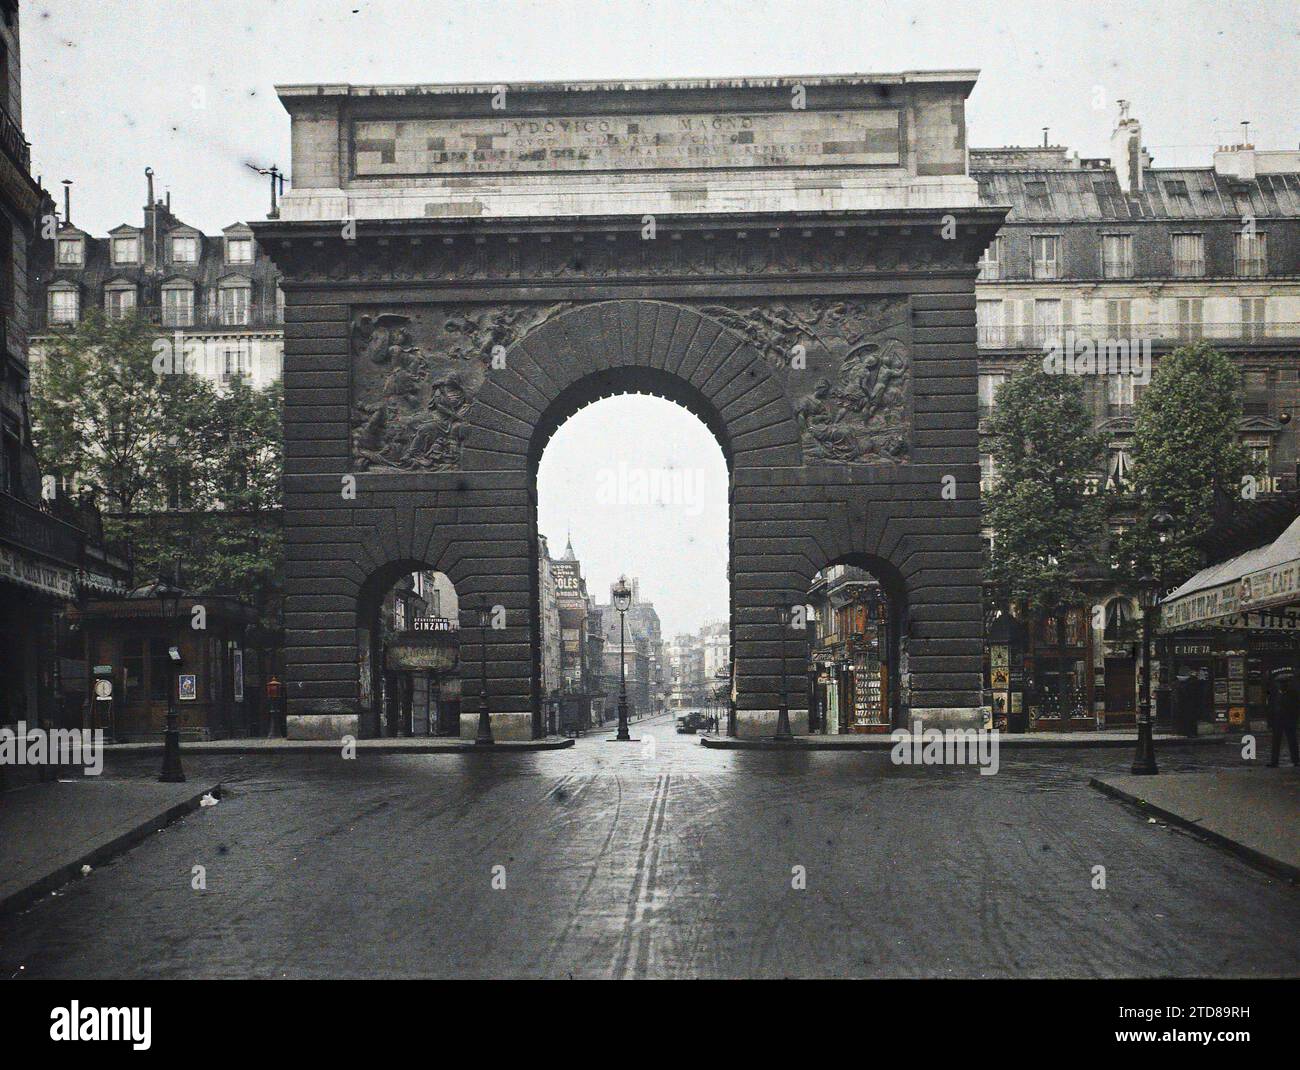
[973,103,1300,730]
[598,576,667,716]
[0,2,129,770]
[29,173,283,389]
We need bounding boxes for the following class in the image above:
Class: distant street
[1,717,1296,979]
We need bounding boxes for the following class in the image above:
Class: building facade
[974,104,1300,729]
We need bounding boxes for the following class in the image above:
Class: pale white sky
[24,0,1300,634]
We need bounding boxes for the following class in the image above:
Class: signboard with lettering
[411,616,456,632]
[0,545,76,599]
[353,110,903,177]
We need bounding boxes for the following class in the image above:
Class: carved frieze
[349,297,911,471]
[277,226,979,286]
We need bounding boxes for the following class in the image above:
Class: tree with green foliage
[30,311,283,628]
[30,310,211,518]
[1117,342,1255,589]
[985,358,1108,720]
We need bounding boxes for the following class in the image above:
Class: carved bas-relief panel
[702,297,911,464]
[350,304,570,470]
[350,297,911,470]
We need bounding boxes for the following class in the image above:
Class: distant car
[676,711,709,734]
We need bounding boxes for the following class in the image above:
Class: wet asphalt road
[1,714,1297,979]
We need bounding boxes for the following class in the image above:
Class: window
[1176,297,1203,340]
[1031,235,1060,279]
[122,638,145,704]
[226,237,253,264]
[217,283,250,325]
[112,236,140,264]
[162,285,194,327]
[104,287,136,320]
[1033,298,1062,344]
[221,345,249,383]
[1105,299,1133,336]
[979,453,997,494]
[1025,180,1051,211]
[1171,233,1204,277]
[1241,298,1267,341]
[978,236,1001,281]
[979,372,1006,416]
[1103,599,1135,641]
[976,299,1005,347]
[1243,370,1270,416]
[1245,438,1272,479]
[171,236,198,263]
[1105,447,1133,492]
[149,637,173,703]
[48,288,79,324]
[1101,234,1133,278]
[1163,178,1191,205]
[1108,374,1137,416]
[1236,231,1267,276]
[56,238,83,266]
[394,598,407,633]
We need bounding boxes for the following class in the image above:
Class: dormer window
[217,277,252,325]
[112,236,140,265]
[171,236,199,264]
[104,281,138,320]
[161,280,195,327]
[48,282,80,324]
[225,237,253,264]
[56,237,84,266]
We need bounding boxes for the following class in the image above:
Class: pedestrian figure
[1266,671,1299,767]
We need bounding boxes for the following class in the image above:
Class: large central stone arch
[257,70,1006,740]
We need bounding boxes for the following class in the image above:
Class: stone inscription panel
[353,110,902,176]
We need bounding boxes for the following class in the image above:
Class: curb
[101,738,576,756]
[700,734,1232,751]
[0,782,223,916]
[1089,777,1299,883]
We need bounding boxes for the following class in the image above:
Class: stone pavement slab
[1091,767,1300,880]
[0,778,221,914]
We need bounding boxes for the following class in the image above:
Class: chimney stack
[1110,100,1145,194]
[61,179,72,227]
[146,166,154,207]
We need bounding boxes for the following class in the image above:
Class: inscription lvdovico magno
[353,110,902,175]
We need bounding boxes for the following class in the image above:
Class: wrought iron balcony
[32,302,285,332]
[0,102,31,174]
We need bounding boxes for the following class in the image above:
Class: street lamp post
[157,581,185,783]
[475,603,494,745]
[1132,574,1160,775]
[611,576,633,741]
[773,604,794,741]
[1132,512,1174,776]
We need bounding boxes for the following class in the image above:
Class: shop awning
[1161,513,1300,632]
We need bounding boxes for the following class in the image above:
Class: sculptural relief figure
[351,303,569,471]
[698,298,912,464]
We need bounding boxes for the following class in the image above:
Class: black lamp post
[773,604,794,741]
[475,602,494,745]
[1132,511,1175,776]
[611,576,633,741]
[157,580,185,783]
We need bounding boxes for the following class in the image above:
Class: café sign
[0,545,76,599]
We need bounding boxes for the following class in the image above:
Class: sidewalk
[1091,767,1300,880]
[701,730,1233,751]
[0,777,221,914]
[102,736,575,755]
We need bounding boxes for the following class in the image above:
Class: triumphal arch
[255,71,1005,739]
